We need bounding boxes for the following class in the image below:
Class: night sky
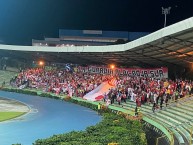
[0,0,192,45]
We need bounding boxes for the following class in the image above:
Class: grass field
[0,112,26,122]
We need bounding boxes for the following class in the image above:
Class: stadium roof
[0,17,193,68]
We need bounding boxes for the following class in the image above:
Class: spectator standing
[98,103,101,115]
[122,92,127,103]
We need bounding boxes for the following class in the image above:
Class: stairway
[107,96,193,145]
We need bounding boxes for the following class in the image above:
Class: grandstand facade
[32,29,149,46]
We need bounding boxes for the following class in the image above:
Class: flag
[83,78,116,101]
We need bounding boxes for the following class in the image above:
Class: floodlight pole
[162,7,171,27]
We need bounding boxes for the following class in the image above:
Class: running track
[0,91,101,145]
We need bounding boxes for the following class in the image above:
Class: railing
[176,121,193,145]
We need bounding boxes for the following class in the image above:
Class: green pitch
[0,112,26,122]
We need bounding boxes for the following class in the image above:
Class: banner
[78,66,168,78]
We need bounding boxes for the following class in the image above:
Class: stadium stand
[8,66,192,144]
[1,17,193,145]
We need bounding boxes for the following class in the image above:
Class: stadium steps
[113,101,153,114]
[105,98,193,144]
[93,96,193,144]
[176,105,193,112]
[147,113,186,144]
[176,126,193,145]
[168,107,193,119]
[158,111,190,123]
[182,123,193,136]
[147,113,176,127]
[153,101,193,144]
[165,109,193,121]
[147,101,193,144]
[178,101,193,108]
[170,128,185,145]
[148,113,189,145]
[121,101,153,111]
[154,113,181,125]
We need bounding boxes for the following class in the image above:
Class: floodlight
[110,64,115,69]
[162,7,171,27]
[39,61,44,66]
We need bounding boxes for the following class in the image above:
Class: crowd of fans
[106,76,192,112]
[11,67,193,112]
[11,68,112,97]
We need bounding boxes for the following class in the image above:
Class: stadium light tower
[162,7,171,27]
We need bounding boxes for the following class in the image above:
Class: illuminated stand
[162,7,171,27]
